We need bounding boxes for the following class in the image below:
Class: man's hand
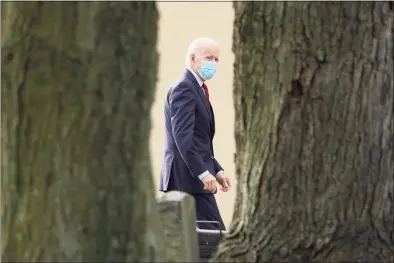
[202,174,217,192]
[216,173,231,192]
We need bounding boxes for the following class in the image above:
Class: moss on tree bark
[214,2,393,262]
[1,2,166,261]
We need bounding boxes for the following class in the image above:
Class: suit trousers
[192,193,226,231]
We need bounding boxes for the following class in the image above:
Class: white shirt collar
[186,67,204,87]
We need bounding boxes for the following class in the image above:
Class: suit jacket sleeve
[213,158,223,174]
[170,83,207,178]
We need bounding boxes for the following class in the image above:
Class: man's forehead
[200,45,219,55]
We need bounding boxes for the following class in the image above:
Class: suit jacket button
[211,156,214,159]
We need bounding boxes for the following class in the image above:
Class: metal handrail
[196,228,228,234]
[196,220,227,236]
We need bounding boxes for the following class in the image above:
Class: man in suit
[160,37,231,230]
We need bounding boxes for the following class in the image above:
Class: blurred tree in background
[1,2,166,261]
[215,2,393,262]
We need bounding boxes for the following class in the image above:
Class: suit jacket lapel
[185,70,213,133]
[210,105,216,136]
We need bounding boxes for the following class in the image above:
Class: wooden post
[157,191,199,262]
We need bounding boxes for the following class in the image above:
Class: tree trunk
[1,2,166,262]
[214,2,393,262]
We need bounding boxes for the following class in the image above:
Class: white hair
[185,37,219,67]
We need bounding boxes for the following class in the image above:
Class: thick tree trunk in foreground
[215,2,393,262]
[1,2,166,262]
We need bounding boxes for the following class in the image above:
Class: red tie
[202,83,210,104]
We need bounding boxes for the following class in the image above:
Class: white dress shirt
[186,67,224,181]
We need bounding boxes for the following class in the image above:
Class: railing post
[157,191,199,262]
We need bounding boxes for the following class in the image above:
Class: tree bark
[214,2,393,262]
[1,2,166,262]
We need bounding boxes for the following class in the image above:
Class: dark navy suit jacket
[159,69,223,194]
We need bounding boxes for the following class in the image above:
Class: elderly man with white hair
[159,37,231,230]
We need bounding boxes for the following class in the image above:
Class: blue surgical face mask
[198,60,217,80]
